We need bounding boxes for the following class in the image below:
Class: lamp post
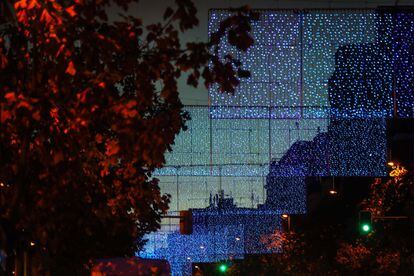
[281,214,291,232]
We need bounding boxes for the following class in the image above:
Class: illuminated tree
[230,168,414,274]
[0,0,256,274]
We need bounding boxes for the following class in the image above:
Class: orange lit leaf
[0,109,11,123]
[4,92,16,103]
[105,140,120,156]
[40,9,53,25]
[65,6,76,17]
[66,61,76,76]
[14,0,27,9]
[95,134,103,144]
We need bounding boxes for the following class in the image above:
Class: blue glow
[139,210,281,275]
[155,107,386,177]
[141,9,414,276]
[209,10,414,119]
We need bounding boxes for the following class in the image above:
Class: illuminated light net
[387,11,414,118]
[209,9,414,118]
[155,107,385,178]
[140,9,414,275]
[139,210,281,275]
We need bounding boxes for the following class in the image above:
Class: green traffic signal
[361,223,371,233]
[359,211,373,235]
[219,264,228,273]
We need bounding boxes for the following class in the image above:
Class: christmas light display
[302,11,379,114]
[209,9,414,119]
[141,9,414,276]
[139,210,281,275]
[156,107,386,177]
[265,176,307,214]
[157,106,328,177]
[387,11,414,118]
[157,176,267,211]
[328,119,387,176]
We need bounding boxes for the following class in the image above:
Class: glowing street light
[281,214,291,231]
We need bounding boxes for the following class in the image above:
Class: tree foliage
[0,0,257,274]
[231,169,414,275]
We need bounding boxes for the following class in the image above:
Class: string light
[156,106,328,177]
[386,11,414,118]
[209,10,414,118]
[142,9,414,276]
[139,210,281,275]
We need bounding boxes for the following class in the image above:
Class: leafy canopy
[0,0,256,274]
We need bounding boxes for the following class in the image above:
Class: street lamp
[281,214,291,231]
[329,177,338,196]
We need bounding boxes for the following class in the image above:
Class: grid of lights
[141,10,414,275]
[388,11,414,118]
[266,119,387,177]
[209,9,414,119]
[156,106,328,176]
[139,211,281,275]
[265,176,307,214]
[156,107,386,177]
[157,176,267,212]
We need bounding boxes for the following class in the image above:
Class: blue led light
[139,210,281,275]
[155,107,386,177]
[209,10,414,119]
[142,9,414,276]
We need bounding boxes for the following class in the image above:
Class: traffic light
[359,210,372,235]
[179,210,193,235]
[217,261,232,273]
[218,263,228,273]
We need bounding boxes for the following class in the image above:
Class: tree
[0,0,257,274]
[232,170,414,275]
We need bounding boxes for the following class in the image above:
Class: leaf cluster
[0,0,257,274]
